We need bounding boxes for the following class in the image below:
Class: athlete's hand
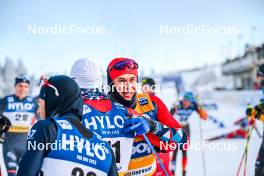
[0,114,11,134]
[246,106,254,117]
[122,117,151,135]
[254,104,264,120]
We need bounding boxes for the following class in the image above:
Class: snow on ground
[157,89,263,176]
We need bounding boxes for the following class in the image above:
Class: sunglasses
[108,59,138,72]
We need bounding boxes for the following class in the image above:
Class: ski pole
[195,95,207,176]
[125,112,169,176]
[236,124,254,176]
[236,105,255,176]
[142,133,170,176]
[243,149,247,176]
[243,121,254,176]
[199,118,207,176]
[254,125,262,138]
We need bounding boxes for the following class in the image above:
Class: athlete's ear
[37,98,46,119]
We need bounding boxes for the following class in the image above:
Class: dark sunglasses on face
[108,60,138,72]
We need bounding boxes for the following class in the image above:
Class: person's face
[37,98,46,119]
[113,74,137,101]
[182,99,191,108]
[15,83,29,99]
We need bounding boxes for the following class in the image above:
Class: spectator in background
[0,74,39,176]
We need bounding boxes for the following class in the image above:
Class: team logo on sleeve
[27,129,37,139]
[7,96,14,102]
[83,104,92,115]
[57,120,73,130]
[138,97,148,106]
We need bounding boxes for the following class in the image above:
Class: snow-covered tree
[0,57,31,97]
[2,58,17,95]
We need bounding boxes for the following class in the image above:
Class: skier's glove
[143,116,188,144]
[123,117,151,135]
[254,103,264,120]
[246,106,254,117]
[0,114,11,135]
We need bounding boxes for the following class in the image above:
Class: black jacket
[0,114,11,136]
[17,75,117,176]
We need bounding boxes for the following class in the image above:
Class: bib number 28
[15,114,28,122]
[71,167,97,176]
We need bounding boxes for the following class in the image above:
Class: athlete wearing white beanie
[70,58,103,89]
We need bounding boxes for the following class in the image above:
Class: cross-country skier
[107,57,188,176]
[0,75,39,176]
[141,77,174,176]
[207,117,257,141]
[17,75,118,176]
[246,64,264,176]
[170,92,208,176]
[70,58,135,176]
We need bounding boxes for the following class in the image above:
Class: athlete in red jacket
[106,58,188,175]
[142,77,184,176]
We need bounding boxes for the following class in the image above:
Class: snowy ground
[157,90,263,176]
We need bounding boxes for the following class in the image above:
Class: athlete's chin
[17,93,27,98]
[121,93,133,101]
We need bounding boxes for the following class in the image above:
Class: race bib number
[40,158,107,176]
[15,113,29,122]
[40,167,97,176]
[4,112,35,127]
[104,137,134,175]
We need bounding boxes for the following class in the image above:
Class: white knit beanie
[70,58,103,89]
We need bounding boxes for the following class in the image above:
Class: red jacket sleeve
[145,94,189,152]
[130,94,189,152]
[149,94,182,129]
